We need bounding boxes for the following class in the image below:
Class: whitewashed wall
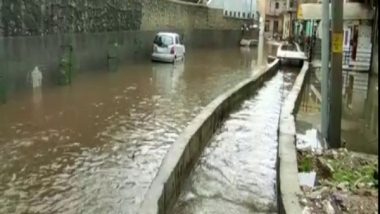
[208,0,258,19]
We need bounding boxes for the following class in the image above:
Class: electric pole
[328,0,343,147]
[321,0,329,141]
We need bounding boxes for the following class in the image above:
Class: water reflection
[152,62,185,94]
[0,48,265,213]
[342,71,369,117]
[108,58,120,73]
[363,76,378,141]
[239,47,254,68]
[31,87,43,122]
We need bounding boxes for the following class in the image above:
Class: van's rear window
[154,35,173,47]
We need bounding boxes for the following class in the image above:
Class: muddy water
[172,68,298,214]
[0,47,267,213]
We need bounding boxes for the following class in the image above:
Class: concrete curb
[277,61,310,214]
[139,60,280,214]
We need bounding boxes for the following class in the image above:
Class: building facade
[207,0,258,20]
[265,0,287,37]
[297,1,375,72]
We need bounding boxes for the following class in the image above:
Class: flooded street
[296,68,378,154]
[172,68,298,214]
[0,47,266,213]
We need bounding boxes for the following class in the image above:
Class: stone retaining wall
[139,60,280,214]
[141,0,242,30]
[277,61,310,214]
[0,0,242,37]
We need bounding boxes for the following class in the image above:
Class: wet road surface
[0,47,268,213]
[296,68,378,154]
[172,68,298,213]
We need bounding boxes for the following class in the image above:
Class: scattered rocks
[322,199,335,214]
[316,157,334,179]
[336,181,349,192]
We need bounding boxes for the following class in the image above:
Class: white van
[277,42,307,66]
[151,32,186,63]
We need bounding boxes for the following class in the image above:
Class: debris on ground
[297,148,378,214]
[296,129,323,154]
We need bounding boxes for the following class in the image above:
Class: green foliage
[299,155,314,172]
[330,159,377,188]
[297,150,378,190]
[57,45,75,85]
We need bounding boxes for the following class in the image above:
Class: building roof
[298,3,375,20]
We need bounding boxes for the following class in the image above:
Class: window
[242,12,245,18]
[229,11,232,16]
[153,35,173,47]
[224,10,228,16]
[265,21,270,31]
[175,36,179,44]
[275,2,279,9]
[238,12,240,17]
[234,11,236,17]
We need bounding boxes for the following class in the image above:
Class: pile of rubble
[297,148,378,214]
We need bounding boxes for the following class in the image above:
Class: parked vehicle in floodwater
[152,32,186,63]
[277,42,306,66]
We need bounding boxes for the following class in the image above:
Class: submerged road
[173,68,298,214]
[0,47,274,213]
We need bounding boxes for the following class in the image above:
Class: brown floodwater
[172,68,298,214]
[0,47,272,213]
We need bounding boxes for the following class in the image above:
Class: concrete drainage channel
[139,59,279,214]
[277,61,310,214]
[139,60,309,214]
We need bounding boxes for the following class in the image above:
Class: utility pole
[321,0,329,141]
[328,0,343,147]
[257,0,266,67]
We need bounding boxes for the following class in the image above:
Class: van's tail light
[170,47,175,54]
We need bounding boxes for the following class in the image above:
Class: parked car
[151,32,185,63]
[277,42,307,66]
